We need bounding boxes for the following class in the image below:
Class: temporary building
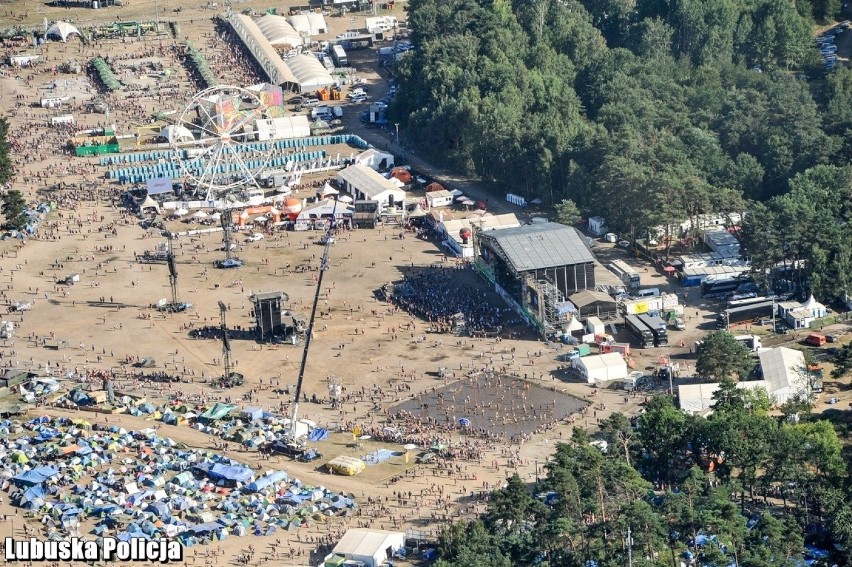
[287,13,328,35]
[254,116,310,141]
[678,380,768,415]
[425,190,452,209]
[254,15,302,48]
[353,149,394,171]
[326,456,365,476]
[284,55,335,93]
[158,125,195,143]
[336,164,405,212]
[46,22,81,42]
[758,347,808,405]
[331,528,405,567]
[573,353,628,384]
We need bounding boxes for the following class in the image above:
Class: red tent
[425,182,445,193]
[391,167,413,184]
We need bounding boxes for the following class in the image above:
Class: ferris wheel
[172,85,273,202]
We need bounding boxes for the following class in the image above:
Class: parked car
[246,233,264,242]
[302,98,321,107]
[216,258,243,269]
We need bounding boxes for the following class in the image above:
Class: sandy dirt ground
[0,3,851,566]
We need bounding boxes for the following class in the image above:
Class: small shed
[569,290,618,320]
[588,216,607,236]
[425,190,453,209]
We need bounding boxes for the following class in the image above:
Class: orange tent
[391,167,413,184]
[425,182,444,192]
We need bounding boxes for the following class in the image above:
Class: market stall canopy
[191,210,209,219]
[319,183,339,197]
[338,195,353,203]
[407,206,426,218]
[140,196,160,211]
[46,22,80,42]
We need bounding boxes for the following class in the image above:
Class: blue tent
[246,470,288,492]
[307,428,328,442]
[189,522,224,535]
[20,485,45,508]
[208,463,254,483]
[145,502,171,520]
[13,466,59,486]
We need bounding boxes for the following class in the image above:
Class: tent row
[89,58,120,91]
[185,42,219,88]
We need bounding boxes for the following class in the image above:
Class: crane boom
[289,200,338,438]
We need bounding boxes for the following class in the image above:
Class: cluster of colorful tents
[1,416,358,546]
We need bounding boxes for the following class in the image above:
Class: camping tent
[46,22,80,42]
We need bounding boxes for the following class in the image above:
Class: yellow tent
[326,456,365,476]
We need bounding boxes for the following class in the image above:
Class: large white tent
[254,14,302,48]
[254,116,310,140]
[158,125,194,143]
[288,13,328,36]
[285,54,334,92]
[46,22,80,42]
[573,353,628,384]
[336,164,405,212]
[758,347,808,405]
[678,380,768,415]
[331,529,405,567]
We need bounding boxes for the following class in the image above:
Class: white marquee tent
[254,116,311,141]
[158,125,194,143]
[331,529,405,567]
[285,54,335,92]
[46,22,80,42]
[254,14,302,48]
[288,13,328,36]
[758,347,808,405]
[573,353,628,384]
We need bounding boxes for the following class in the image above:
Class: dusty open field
[1,2,851,565]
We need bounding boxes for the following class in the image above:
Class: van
[635,288,660,299]
[805,333,827,347]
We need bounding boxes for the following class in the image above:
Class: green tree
[695,331,755,381]
[832,343,852,378]
[554,198,582,226]
[598,412,636,466]
[436,521,512,567]
[638,396,688,483]
[0,118,12,185]
[0,189,27,231]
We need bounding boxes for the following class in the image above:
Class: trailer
[717,300,775,329]
[638,314,669,347]
[625,315,654,348]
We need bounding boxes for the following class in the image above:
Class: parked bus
[609,259,641,290]
[701,276,750,298]
[638,314,669,347]
[625,314,654,348]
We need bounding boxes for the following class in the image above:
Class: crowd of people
[391,266,511,334]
